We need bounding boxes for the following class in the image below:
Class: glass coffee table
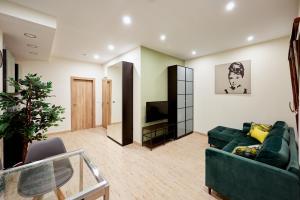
[0,149,109,200]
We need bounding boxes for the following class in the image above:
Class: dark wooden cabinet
[122,61,134,145]
[168,65,194,138]
[105,61,133,146]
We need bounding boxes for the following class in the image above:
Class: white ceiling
[0,1,56,60]
[4,0,300,64]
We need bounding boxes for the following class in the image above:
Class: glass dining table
[0,149,109,200]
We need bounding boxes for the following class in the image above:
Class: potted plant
[0,73,65,168]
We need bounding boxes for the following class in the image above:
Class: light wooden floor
[51,128,223,200]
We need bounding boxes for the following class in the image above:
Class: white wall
[103,47,142,143]
[18,57,104,133]
[186,37,296,134]
[298,0,300,16]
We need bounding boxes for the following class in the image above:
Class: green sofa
[206,121,300,200]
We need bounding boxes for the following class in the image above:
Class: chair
[18,138,73,200]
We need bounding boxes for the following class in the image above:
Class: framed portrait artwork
[215,60,251,94]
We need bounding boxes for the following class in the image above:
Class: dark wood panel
[122,61,133,145]
[15,64,19,92]
[168,65,178,126]
[168,65,194,139]
[2,49,7,93]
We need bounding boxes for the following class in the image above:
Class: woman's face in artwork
[228,72,243,88]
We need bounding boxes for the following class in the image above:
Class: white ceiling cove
[4,0,299,63]
[0,1,56,60]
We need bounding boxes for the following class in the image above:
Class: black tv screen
[146,101,168,122]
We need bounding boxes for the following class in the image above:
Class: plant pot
[3,133,27,169]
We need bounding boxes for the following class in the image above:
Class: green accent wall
[141,46,184,126]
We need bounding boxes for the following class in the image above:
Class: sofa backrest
[273,121,288,129]
[255,121,291,169]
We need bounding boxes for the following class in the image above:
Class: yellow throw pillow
[249,126,269,143]
[248,123,272,135]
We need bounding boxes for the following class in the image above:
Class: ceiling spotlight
[226,1,235,11]
[108,44,115,51]
[81,53,88,56]
[29,51,38,55]
[247,35,254,42]
[24,33,37,38]
[122,15,132,25]
[27,44,38,48]
[93,54,100,59]
[160,34,166,41]
[192,50,197,55]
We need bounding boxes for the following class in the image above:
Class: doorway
[71,77,96,131]
[102,79,112,129]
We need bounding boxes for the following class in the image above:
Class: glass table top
[0,149,109,200]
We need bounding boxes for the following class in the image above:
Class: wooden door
[102,79,112,129]
[71,77,95,131]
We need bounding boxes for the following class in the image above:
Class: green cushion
[208,126,241,142]
[267,127,290,143]
[222,140,240,152]
[273,121,288,129]
[222,136,260,152]
[208,126,243,149]
[286,129,300,177]
[208,137,228,149]
[256,135,290,169]
[242,122,252,134]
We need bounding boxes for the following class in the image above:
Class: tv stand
[142,122,176,150]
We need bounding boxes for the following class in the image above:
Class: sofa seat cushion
[222,136,260,152]
[208,126,242,149]
[256,134,290,169]
[208,126,242,142]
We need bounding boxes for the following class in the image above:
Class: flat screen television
[146,101,168,122]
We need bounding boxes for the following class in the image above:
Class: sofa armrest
[206,147,300,200]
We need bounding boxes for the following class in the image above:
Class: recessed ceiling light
[27,44,38,48]
[192,50,197,55]
[226,1,235,11]
[82,53,88,57]
[24,33,37,38]
[122,15,132,25]
[160,34,166,41]
[93,54,100,59]
[29,51,38,55]
[247,35,254,42]
[108,44,115,51]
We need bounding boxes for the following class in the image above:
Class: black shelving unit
[142,122,176,150]
[168,65,194,139]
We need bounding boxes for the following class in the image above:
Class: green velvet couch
[206,121,300,200]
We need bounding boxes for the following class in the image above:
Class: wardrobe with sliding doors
[168,65,194,139]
